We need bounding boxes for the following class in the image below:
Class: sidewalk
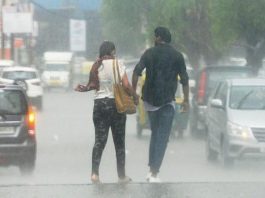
[1,182,265,198]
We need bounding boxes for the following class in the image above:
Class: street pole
[1,0,6,59]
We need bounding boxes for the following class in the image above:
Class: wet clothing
[134,43,189,107]
[144,101,175,112]
[92,98,126,178]
[86,55,115,91]
[91,58,127,178]
[134,43,189,173]
[148,104,175,173]
[95,59,126,99]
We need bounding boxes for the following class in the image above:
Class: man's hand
[180,100,189,113]
[133,94,140,105]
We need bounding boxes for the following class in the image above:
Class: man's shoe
[149,175,161,183]
[146,172,152,181]
[118,176,132,184]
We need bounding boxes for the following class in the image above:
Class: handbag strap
[112,59,122,84]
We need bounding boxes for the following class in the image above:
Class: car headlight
[227,121,251,139]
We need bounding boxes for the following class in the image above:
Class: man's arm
[132,53,148,91]
[182,84,189,102]
[132,71,139,92]
[178,53,190,112]
[132,49,149,98]
[181,83,190,112]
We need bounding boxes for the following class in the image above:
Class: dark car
[0,84,36,175]
[190,65,252,137]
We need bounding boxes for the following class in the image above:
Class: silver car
[206,78,265,166]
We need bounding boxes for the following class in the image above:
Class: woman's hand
[75,84,88,92]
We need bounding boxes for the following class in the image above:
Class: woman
[75,41,138,183]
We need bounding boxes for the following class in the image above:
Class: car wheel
[19,153,36,176]
[190,113,198,138]
[221,139,234,167]
[206,133,218,161]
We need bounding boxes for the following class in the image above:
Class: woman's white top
[94,59,126,99]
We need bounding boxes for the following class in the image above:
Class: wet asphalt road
[1,91,265,197]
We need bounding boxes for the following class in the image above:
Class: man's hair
[154,27,171,43]
[99,41,115,58]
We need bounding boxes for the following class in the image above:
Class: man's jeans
[148,104,175,174]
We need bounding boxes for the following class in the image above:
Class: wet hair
[154,27,171,43]
[99,41,116,58]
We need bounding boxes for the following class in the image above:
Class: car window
[207,69,250,91]
[45,64,69,71]
[2,71,37,80]
[214,82,228,105]
[0,90,27,114]
[229,85,265,110]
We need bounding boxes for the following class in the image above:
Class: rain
[0,0,265,197]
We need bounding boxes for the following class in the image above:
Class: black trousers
[92,98,126,178]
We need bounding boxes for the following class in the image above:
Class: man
[132,27,189,182]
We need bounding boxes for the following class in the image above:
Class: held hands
[132,94,140,105]
[180,100,190,113]
[75,84,88,92]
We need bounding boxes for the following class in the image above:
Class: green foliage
[101,0,265,66]
[211,0,265,48]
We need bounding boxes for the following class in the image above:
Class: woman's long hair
[86,41,116,91]
[99,41,115,58]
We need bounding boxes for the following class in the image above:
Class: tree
[101,0,217,69]
[211,0,265,71]
[101,0,265,72]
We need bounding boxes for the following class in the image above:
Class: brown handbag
[112,59,136,114]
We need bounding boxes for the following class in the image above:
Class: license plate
[0,127,15,134]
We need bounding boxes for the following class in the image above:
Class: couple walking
[75,27,190,183]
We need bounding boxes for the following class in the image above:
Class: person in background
[75,41,138,184]
[132,27,190,182]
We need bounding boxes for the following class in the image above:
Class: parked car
[0,84,37,175]
[190,65,252,137]
[0,66,43,110]
[206,78,265,167]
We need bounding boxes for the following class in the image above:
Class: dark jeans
[92,98,126,178]
[148,104,175,174]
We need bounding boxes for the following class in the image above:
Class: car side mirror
[210,99,224,109]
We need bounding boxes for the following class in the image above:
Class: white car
[0,66,43,110]
[0,59,14,72]
[206,78,265,166]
